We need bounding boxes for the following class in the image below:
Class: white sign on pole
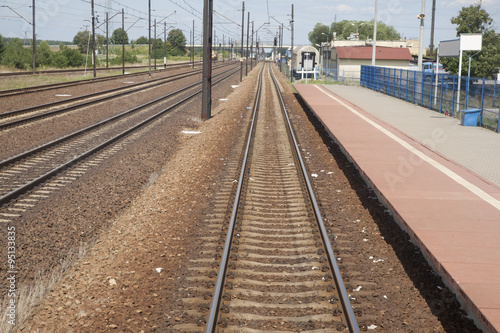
[460,33,482,51]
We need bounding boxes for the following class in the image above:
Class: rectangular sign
[460,33,483,51]
[439,39,460,57]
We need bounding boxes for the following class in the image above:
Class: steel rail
[0,63,236,129]
[0,61,200,78]
[269,65,360,333]
[204,63,265,333]
[0,60,208,98]
[0,65,241,207]
[0,65,238,169]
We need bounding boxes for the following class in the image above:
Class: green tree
[62,48,84,67]
[166,29,186,56]
[37,41,52,66]
[308,20,401,46]
[308,23,333,48]
[49,52,69,68]
[152,38,166,58]
[136,36,148,44]
[1,38,31,69]
[73,30,90,53]
[110,28,129,45]
[441,4,500,78]
[0,34,6,61]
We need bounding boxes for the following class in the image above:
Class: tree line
[0,28,187,70]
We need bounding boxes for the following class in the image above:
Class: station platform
[294,84,500,333]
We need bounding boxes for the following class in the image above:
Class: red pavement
[294,84,500,333]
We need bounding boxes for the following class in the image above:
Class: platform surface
[294,83,500,333]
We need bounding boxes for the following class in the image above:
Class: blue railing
[360,65,500,133]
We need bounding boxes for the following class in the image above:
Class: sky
[0,0,499,49]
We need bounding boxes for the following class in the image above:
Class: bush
[1,38,31,69]
[49,52,69,68]
[109,51,139,65]
[62,48,85,67]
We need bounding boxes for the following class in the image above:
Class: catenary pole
[290,4,294,82]
[372,0,377,66]
[148,0,151,77]
[122,8,125,75]
[246,12,250,76]
[201,0,213,120]
[32,0,36,74]
[92,0,96,77]
[106,12,109,69]
[240,1,244,82]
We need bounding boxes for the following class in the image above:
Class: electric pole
[201,0,213,120]
[32,0,36,74]
[246,12,250,76]
[430,0,436,56]
[240,1,244,82]
[92,0,96,77]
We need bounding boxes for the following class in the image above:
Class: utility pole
[192,20,195,68]
[223,34,225,62]
[32,0,36,74]
[246,12,250,76]
[106,12,109,69]
[122,8,125,74]
[201,0,213,121]
[250,21,254,69]
[417,0,426,71]
[91,0,96,77]
[240,1,244,82]
[154,19,157,70]
[164,22,167,69]
[148,0,151,77]
[372,0,378,66]
[290,4,294,82]
[429,0,436,56]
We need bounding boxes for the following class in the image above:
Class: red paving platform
[294,84,500,333]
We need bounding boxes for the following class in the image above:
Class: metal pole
[201,0,213,121]
[246,12,250,76]
[122,8,125,75]
[106,12,109,69]
[192,20,195,68]
[148,0,151,78]
[429,0,436,56]
[250,22,253,69]
[32,0,36,74]
[240,1,244,82]
[223,34,225,62]
[92,0,96,77]
[417,0,425,71]
[457,48,463,113]
[154,19,157,70]
[290,4,294,82]
[372,0,377,66]
[164,22,167,69]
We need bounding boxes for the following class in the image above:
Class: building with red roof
[322,46,413,80]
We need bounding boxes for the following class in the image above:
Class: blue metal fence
[360,65,500,133]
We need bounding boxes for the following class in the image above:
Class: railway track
[201,63,360,332]
[0,64,240,212]
[0,63,237,130]
[0,61,205,98]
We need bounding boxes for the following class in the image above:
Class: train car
[290,46,319,79]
